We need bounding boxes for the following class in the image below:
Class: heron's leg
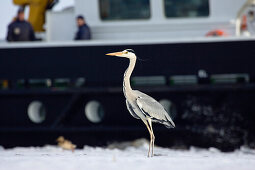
[148,118,155,157]
[142,119,152,157]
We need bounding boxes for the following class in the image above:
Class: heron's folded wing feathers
[126,100,140,119]
[134,90,174,124]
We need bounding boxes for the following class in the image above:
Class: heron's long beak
[106,52,123,57]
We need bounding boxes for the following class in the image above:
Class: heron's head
[106,49,136,59]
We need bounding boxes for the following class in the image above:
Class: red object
[241,15,248,31]
[206,30,228,37]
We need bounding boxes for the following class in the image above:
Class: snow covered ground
[0,140,255,170]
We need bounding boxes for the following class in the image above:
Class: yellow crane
[13,0,55,32]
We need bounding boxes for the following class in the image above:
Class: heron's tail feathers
[152,116,175,128]
[163,119,175,129]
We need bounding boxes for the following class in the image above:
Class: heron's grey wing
[134,90,175,128]
[125,100,140,119]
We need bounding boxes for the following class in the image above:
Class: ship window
[99,0,150,20]
[164,0,209,18]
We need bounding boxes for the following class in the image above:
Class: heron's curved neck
[123,57,136,96]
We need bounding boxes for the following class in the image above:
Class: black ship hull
[0,38,255,151]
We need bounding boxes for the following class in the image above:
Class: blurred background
[0,0,255,152]
[0,0,74,40]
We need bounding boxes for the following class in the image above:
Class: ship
[0,0,255,151]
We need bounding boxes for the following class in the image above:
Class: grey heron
[106,49,175,157]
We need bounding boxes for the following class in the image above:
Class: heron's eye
[124,51,128,54]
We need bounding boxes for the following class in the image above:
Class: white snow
[0,140,255,170]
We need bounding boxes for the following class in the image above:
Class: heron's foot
[147,152,154,157]
[147,149,154,157]
[147,147,153,157]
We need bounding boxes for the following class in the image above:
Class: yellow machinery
[13,0,54,32]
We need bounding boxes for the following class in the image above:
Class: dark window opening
[164,0,210,18]
[99,0,151,20]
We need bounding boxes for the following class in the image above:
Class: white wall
[210,0,246,20]
[46,9,76,41]
[46,0,248,41]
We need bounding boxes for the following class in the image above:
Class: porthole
[85,100,104,123]
[27,101,46,123]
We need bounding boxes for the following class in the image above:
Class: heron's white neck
[123,57,136,98]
